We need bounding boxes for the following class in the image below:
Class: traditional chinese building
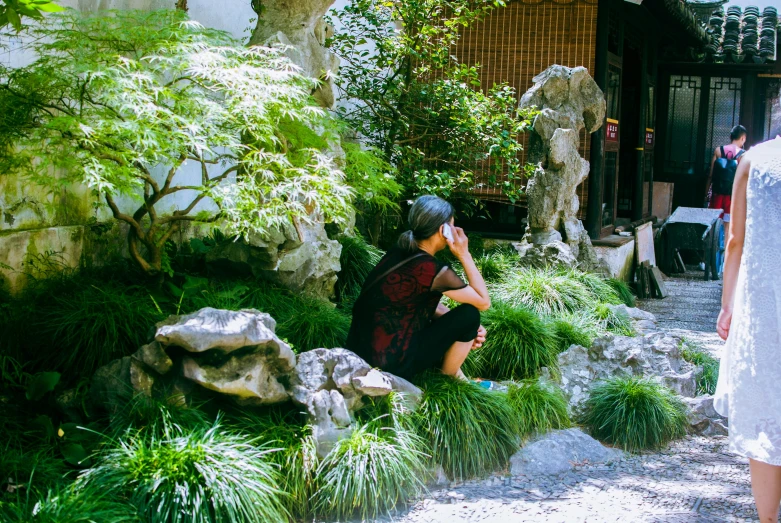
[452,0,779,240]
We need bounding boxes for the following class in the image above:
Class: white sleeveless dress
[715,136,781,465]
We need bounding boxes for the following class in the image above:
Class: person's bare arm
[705,147,720,194]
[716,155,749,340]
[443,226,491,311]
[433,302,450,318]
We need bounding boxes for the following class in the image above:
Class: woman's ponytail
[397,230,418,252]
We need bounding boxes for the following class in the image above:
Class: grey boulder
[510,428,622,476]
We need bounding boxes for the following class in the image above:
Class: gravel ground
[370,272,754,523]
[380,436,754,523]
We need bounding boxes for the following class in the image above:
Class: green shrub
[506,379,571,439]
[582,376,688,452]
[464,301,558,380]
[314,422,427,520]
[26,282,164,375]
[413,372,520,480]
[492,267,592,316]
[0,445,69,496]
[473,250,518,283]
[681,342,719,396]
[561,268,622,305]
[106,393,211,440]
[336,234,384,303]
[225,408,319,519]
[552,317,594,353]
[594,303,635,336]
[608,278,636,307]
[0,484,138,523]
[79,419,288,523]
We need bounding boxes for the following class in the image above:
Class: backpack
[712,146,745,195]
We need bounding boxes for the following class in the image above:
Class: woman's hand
[717,307,732,340]
[446,226,470,260]
[471,325,486,350]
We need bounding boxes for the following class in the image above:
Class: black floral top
[346,247,467,376]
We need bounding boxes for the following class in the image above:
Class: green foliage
[79,419,288,523]
[106,393,211,441]
[681,341,719,396]
[0,483,138,523]
[608,278,636,307]
[342,141,402,215]
[180,279,351,352]
[314,422,427,520]
[0,10,352,277]
[336,234,384,304]
[464,301,558,380]
[0,0,63,32]
[225,408,319,519]
[0,444,69,497]
[594,303,635,336]
[552,316,594,353]
[561,269,623,305]
[413,372,520,480]
[327,0,536,211]
[473,250,519,283]
[505,380,571,439]
[25,282,164,375]
[582,376,688,452]
[492,267,593,316]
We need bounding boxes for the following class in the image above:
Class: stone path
[374,273,756,523]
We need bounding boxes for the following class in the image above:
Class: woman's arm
[705,147,720,195]
[442,226,491,311]
[716,155,749,340]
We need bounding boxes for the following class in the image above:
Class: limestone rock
[558,332,697,415]
[290,348,422,456]
[182,352,290,406]
[683,395,729,436]
[513,240,577,269]
[608,304,659,334]
[518,65,606,270]
[90,356,155,413]
[206,219,342,300]
[133,341,173,375]
[510,428,622,476]
[249,0,339,108]
[156,308,293,367]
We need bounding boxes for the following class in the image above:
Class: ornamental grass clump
[413,372,520,480]
[314,422,428,520]
[681,341,719,396]
[492,267,592,316]
[79,419,288,523]
[608,277,636,307]
[464,301,558,380]
[582,376,688,453]
[0,483,138,523]
[594,303,635,336]
[561,268,623,305]
[551,316,594,353]
[336,234,384,303]
[225,408,319,519]
[505,379,571,439]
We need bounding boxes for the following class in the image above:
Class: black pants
[397,304,481,379]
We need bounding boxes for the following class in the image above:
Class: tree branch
[104,193,145,239]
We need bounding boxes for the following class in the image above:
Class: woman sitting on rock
[346,195,490,380]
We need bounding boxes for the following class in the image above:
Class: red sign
[645,129,655,148]
[606,120,619,142]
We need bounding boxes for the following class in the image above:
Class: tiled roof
[702,5,778,63]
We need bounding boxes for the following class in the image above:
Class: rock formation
[515,65,606,271]
[249,0,340,109]
[205,216,343,301]
[510,428,623,476]
[91,307,421,457]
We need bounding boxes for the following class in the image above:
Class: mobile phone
[442,223,454,241]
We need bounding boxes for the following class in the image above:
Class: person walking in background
[706,124,747,225]
[714,135,781,523]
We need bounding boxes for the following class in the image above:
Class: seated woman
[346,195,490,380]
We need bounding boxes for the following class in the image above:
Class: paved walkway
[377,273,755,523]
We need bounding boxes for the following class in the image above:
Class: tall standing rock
[516,65,606,271]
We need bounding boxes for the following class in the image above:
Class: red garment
[346,247,467,376]
[710,193,731,216]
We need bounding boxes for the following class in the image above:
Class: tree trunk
[175,0,188,11]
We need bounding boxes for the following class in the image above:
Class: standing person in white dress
[715,135,781,522]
